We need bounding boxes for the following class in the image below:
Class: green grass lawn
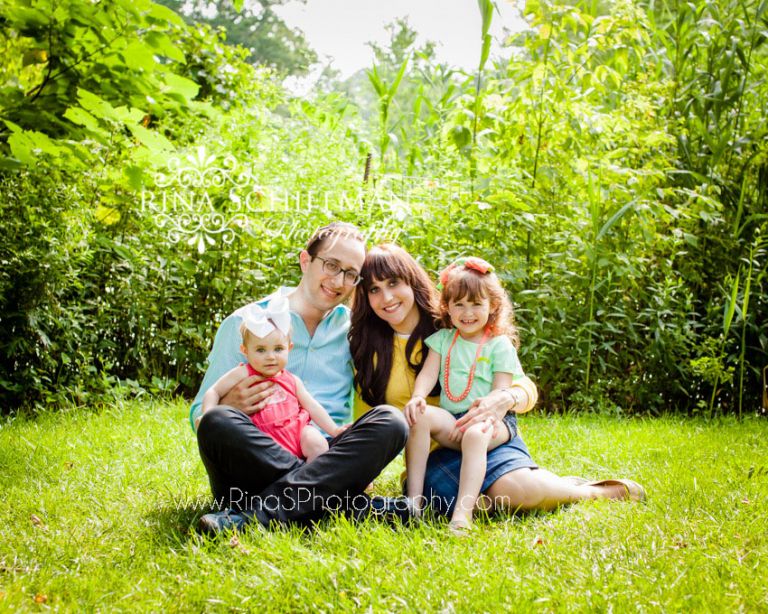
[0,398,766,612]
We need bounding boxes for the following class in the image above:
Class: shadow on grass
[142,499,217,547]
[138,494,555,549]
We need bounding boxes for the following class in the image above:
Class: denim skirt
[420,413,538,516]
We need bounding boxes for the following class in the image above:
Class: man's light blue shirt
[189,287,354,430]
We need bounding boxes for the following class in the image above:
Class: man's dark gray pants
[196,404,408,526]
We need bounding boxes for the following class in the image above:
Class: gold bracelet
[503,388,520,412]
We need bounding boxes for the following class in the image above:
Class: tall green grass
[0,399,766,611]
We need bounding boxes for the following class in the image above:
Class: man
[192,222,409,533]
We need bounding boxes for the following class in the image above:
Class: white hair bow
[242,296,292,338]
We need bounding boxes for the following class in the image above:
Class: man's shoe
[197,509,252,536]
[369,496,415,524]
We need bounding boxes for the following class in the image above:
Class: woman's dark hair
[349,244,440,407]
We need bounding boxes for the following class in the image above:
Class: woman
[349,244,645,516]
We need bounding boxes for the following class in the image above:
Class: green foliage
[0,0,767,415]
[0,0,194,140]
[339,18,456,175]
[0,171,94,405]
[156,0,318,76]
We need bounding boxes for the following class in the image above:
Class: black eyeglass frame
[311,256,363,286]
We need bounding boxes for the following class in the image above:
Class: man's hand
[220,375,275,415]
[403,395,427,427]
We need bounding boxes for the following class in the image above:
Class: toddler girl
[404,257,523,532]
[202,296,344,462]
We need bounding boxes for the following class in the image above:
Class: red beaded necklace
[443,327,491,403]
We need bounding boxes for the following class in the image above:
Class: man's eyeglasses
[312,256,363,286]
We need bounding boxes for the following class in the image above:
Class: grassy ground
[0,398,766,612]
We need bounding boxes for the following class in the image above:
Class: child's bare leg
[300,425,329,462]
[450,420,510,529]
[406,407,457,513]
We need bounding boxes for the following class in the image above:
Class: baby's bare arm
[293,375,342,436]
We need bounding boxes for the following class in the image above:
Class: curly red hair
[437,263,519,348]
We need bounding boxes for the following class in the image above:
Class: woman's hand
[403,396,426,427]
[454,394,507,437]
[448,424,465,444]
[220,376,275,415]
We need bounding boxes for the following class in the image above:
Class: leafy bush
[1,0,766,415]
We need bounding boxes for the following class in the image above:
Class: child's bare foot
[406,497,423,518]
[447,519,473,536]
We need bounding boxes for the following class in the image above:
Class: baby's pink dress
[246,364,311,459]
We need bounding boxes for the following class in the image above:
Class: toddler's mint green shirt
[189,287,354,430]
[425,329,523,414]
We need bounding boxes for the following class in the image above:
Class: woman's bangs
[362,249,414,289]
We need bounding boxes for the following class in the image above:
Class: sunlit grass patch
[0,400,766,611]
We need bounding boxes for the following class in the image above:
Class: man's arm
[202,365,249,414]
[189,313,273,430]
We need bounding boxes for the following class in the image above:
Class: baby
[201,297,344,461]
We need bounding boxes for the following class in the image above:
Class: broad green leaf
[124,166,146,190]
[723,269,740,336]
[388,56,410,99]
[146,2,186,26]
[144,31,186,63]
[122,40,158,71]
[596,199,637,241]
[367,67,385,96]
[114,105,146,125]
[128,123,175,153]
[77,88,121,122]
[451,125,472,149]
[3,119,23,134]
[479,33,491,70]
[63,107,101,132]
[161,73,200,102]
[478,0,493,37]
[12,7,50,28]
[7,132,36,164]
[0,156,25,170]
[7,129,61,164]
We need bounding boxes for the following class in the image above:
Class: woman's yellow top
[354,335,439,417]
[353,334,538,416]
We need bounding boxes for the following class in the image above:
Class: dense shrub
[1,0,766,415]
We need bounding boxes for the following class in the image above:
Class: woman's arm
[294,375,343,437]
[454,375,538,432]
[502,376,538,414]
